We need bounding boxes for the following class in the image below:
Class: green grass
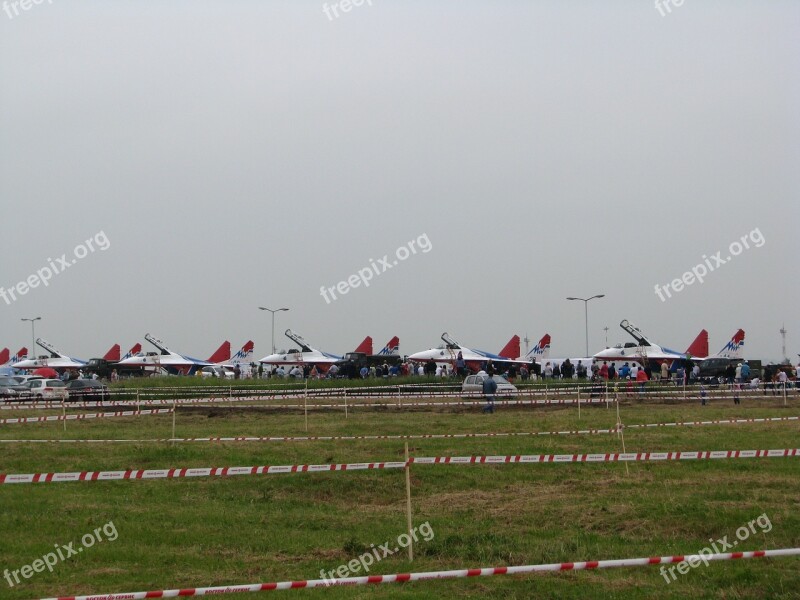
[0,398,798,599]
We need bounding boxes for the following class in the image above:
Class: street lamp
[566,295,605,357]
[258,307,289,354]
[20,317,42,361]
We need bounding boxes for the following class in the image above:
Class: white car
[462,373,517,399]
[199,366,234,379]
[20,378,69,400]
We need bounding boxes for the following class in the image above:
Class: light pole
[566,295,605,357]
[21,317,41,361]
[258,307,289,354]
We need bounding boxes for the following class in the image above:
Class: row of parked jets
[1,321,746,376]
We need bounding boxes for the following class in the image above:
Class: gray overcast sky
[1,1,798,363]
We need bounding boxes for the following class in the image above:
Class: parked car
[11,374,44,385]
[19,378,68,400]
[65,379,111,401]
[462,373,517,399]
[0,376,28,400]
[199,366,234,379]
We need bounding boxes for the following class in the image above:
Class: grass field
[0,395,798,599]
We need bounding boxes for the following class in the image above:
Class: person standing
[576,361,587,380]
[740,361,751,382]
[562,359,573,380]
[456,351,466,377]
[482,374,498,414]
[636,367,649,396]
[599,362,609,380]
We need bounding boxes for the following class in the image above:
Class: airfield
[1,378,798,599]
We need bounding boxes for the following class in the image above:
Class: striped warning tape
[39,547,800,599]
[623,416,799,430]
[1,449,797,484]
[0,397,617,410]
[0,408,173,425]
[0,415,795,444]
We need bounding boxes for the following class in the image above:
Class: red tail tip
[498,335,521,359]
[207,341,231,364]
[102,344,121,362]
[353,336,373,355]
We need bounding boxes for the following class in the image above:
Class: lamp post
[258,307,289,354]
[566,295,605,357]
[21,317,41,361]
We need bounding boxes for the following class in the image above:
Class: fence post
[404,442,414,562]
[615,390,629,476]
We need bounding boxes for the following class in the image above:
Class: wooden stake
[616,391,629,476]
[404,442,414,562]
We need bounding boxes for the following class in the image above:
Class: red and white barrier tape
[40,547,800,599]
[0,408,173,425]
[0,397,615,411]
[2,449,796,484]
[0,427,622,444]
[1,415,796,444]
[623,416,799,430]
